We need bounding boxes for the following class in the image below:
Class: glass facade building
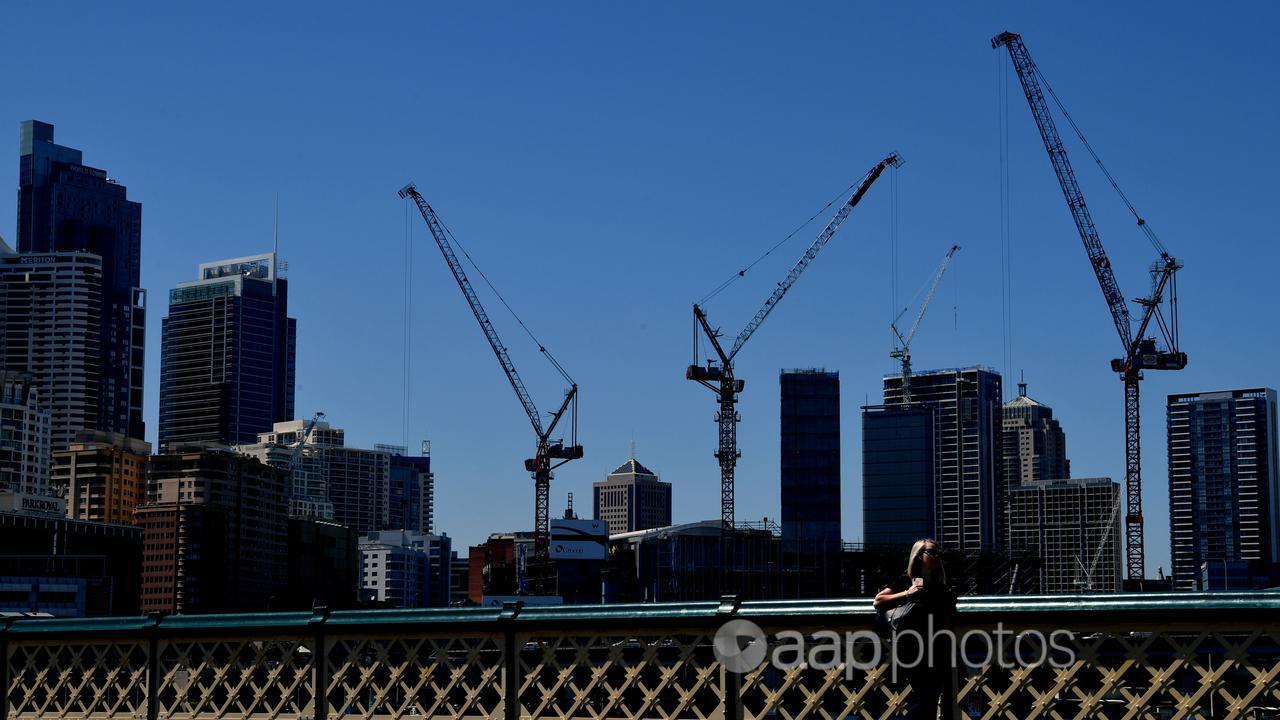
[16,120,146,442]
[779,370,841,550]
[159,253,295,452]
[862,404,935,548]
[1168,388,1280,591]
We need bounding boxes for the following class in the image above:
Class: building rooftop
[608,458,656,477]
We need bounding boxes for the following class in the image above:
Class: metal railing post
[501,601,523,720]
[1,617,11,720]
[717,595,742,720]
[145,612,162,720]
[309,604,330,720]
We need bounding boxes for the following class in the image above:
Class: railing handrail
[5,590,1280,639]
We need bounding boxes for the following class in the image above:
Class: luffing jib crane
[688,152,902,540]
[399,183,583,565]
[992,31,1185,584]
[891,244,960,404]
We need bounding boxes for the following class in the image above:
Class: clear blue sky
[3,2,1277,578]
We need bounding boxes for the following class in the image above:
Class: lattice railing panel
[325,633,504,720]
[154,635,314,719]
[5,639,148,719]
[515,630,724,720]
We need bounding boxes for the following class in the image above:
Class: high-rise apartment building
[1006,477,1122,593]
[779,370,841,550]
[0,244,103,452]
[1002,380,1069,489]
[56,431,151,525]
[384,447,434,534]
[137,447,288,613]
[1168,388,1280,591]
[593,457,672,536]
[159,253,295,452]
[16,121,146,441]
[238,419,392,533]
[0,370,52,496]
[877,367,1004,553]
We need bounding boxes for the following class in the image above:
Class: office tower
[238,419,390,533]
[359,530,452,608]
[137,447,288,613]
[880,367,1004,552]
[1003,379,1069,491]
[1006,477,1122,593]
[380,444,434,534]
[158,253,295,452]
[56,431,151,525]
[0,244,103,452]
[593,457,672,536]
[862,404,936,547]
[16,121,146,441]
[779,370,841,550]
[1168,388,1280,591]
[0,370,52,496]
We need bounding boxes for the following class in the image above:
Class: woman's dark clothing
[881,575,957,720]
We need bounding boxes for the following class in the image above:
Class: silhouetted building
[862,404,935,548]
[780,370,841,551]
[56,431,150,525]
[382,445,434,533]
[593,457,671,536]
[1168,388,1280,591]
[286,518,359,610]
[16,120,146,442]
[159,253,295,452]
[0,511,141,616]
[138,446,288,613]
[607,520,782,602]
[0,370,51,496]
[449,552,471,606]
[1006,477,1122,593]
[1002,379,1069,490]
[0,244,103,453]
[881,367,1004,552]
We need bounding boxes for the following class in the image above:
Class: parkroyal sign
[0,490,66,517]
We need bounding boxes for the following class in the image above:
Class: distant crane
[688,152,902,542]
[890,244,960,404]
[399,183,583,565]
[993,31,1186,584]
[285,411,329,519]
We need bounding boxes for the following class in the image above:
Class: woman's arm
[872,582,919,610]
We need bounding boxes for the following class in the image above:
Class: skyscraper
[0,244,103,453]
[1002,379,1069,489]
[879,367,1004,553]
[862,404,935,548]
[1168,388,1280,591]
[779,369,841,550]
[593,457,672,536]
[16,120,146,441]
[56,431,151,526]
[382,446,434,534]
[158,253,295,452]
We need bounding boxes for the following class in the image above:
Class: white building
[0,370,52,497]
[359,530,452,608]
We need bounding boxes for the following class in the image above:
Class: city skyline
[3,4,1278,578]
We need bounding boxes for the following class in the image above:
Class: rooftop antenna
[1018,369,1027,398]
[630,436,636,460]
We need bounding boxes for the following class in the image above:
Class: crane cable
[1032,66,1167,258]
[430,212,576,387]
[697,174,870,307]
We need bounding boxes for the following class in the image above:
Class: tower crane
[399,183,583,567]
[284,411,330,519]
[688,152,902,544]
[890,244,960,404]
[993,31,1186,584]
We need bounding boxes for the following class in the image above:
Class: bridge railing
[3,592,1279,719]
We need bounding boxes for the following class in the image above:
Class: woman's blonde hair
[907,538,946,584]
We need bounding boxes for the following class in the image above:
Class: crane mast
[891,244,959,404]
[993,32,1186,584]
[399,183,583,567]
[688,152,902,558]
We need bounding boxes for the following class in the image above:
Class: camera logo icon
[713,619,767,674]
